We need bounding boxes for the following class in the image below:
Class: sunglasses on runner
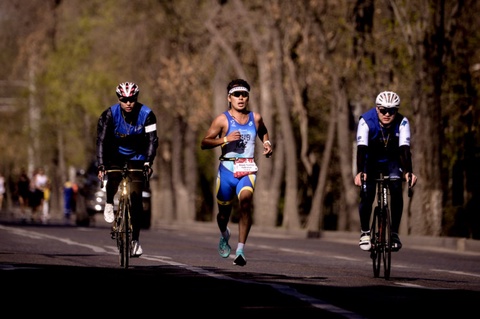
[119,96,137,103]
[378,107,398,115]
[231,91,249,98]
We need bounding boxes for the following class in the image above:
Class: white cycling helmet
[116,82,139,98]
[375,91,400,108]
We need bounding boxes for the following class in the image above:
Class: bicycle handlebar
[100,167,150,189]
[374,176,404,182]
[361,173,413,198]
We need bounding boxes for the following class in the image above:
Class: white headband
[228,86,249,94]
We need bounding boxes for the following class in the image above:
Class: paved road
[1,210,479,318]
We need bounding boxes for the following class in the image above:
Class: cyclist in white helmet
[97,82,158,258]
[354,91,418,252]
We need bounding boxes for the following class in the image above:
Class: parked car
[76,161,152,229]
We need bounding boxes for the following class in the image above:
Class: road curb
[150,221,480,254]
[2,212,479,254]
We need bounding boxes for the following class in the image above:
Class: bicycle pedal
[110,225,117,239]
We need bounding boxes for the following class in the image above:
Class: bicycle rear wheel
[382,206,392,280]
[370,206,381,278]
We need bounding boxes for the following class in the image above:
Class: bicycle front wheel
[117,199,130,269]
[370,206,381,278]
[382,206,392,280]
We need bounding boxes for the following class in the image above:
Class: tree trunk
[334,76,360,231]
[306,104,336,232]
[271,27,300,230]
[151,129,174,226]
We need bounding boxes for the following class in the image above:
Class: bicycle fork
[118,179,128,233]
[120,179,133,241]
[111,179,130,239]
[372,184,388,251]
[379,186,389,250]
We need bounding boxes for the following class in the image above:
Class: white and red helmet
[116,82,139,98]
[375,91,400,108]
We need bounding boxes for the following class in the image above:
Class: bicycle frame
[361,172,413,280]
[369,173,393,280]
[103,165,146,269]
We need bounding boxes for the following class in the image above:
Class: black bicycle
[102,164,149,268]
[362,173,412,280]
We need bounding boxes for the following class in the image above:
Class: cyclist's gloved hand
[97,165,105,181]
[360,173,367,198]
[143,162,153,178]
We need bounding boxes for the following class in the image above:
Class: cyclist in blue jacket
[97,82,158,257]
[354,91,417,252]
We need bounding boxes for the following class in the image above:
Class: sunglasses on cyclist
[119,96,137,103]
[230,91,249,98]
[378,107,398,115]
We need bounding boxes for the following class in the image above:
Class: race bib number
[233,158,258,178]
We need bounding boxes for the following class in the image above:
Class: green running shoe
[218,228,231,258]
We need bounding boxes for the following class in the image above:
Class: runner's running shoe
[218,228,231,258]
[233,250,246,266]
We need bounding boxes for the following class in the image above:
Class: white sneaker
[131,240,143,257]
[103,203,114,223]
[359,232,372,251]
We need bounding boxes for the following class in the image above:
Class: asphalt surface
[2,209,480,318]
[1,208,480,254]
